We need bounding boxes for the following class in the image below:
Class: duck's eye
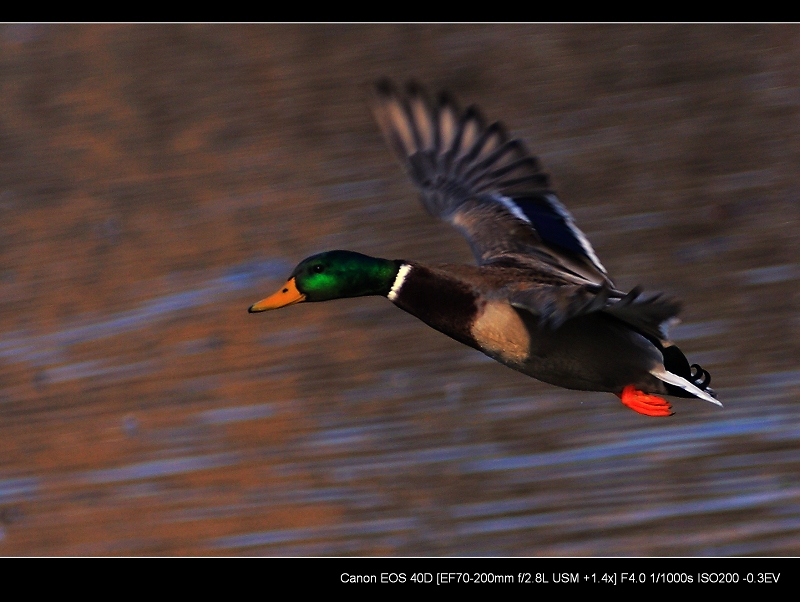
[313,264,325,273]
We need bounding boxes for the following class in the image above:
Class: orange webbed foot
[617,385,674,417]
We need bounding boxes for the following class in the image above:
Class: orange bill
[248,278,306,312]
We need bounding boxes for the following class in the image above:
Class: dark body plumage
[391,263,680,396]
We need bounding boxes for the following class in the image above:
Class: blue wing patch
[498,193,608,277]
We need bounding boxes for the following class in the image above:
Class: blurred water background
[0,24,798,556]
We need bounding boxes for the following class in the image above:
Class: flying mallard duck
[249,80,720,417]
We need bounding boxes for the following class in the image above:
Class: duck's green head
[248,250,400,312]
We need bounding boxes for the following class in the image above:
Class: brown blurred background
[0,24,798,555]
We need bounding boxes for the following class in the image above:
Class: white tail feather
[650,367,723,407]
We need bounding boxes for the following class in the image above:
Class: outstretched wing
[372,80,612,287]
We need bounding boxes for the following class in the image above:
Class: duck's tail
[650,344,720,406]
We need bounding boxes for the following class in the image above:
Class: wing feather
[372,80,611,287]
